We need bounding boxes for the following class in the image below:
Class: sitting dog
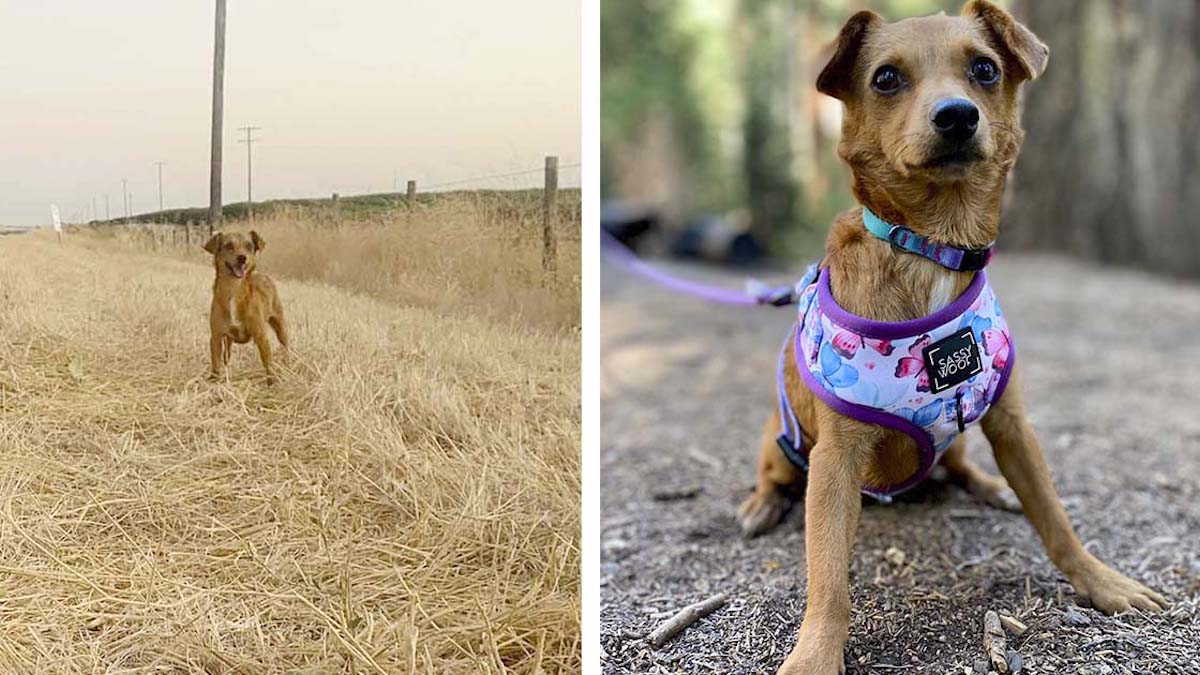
[203,230,288,383]
[733,3,1167,673]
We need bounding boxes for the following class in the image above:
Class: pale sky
[0,1,581,227]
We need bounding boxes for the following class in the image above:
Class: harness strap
[862,207,993,272]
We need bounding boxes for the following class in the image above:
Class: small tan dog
[733,3,1167,673]
[203,230,288,383]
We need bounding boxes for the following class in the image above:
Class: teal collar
[862,207,993,272]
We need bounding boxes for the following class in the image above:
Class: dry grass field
[0,197,580,673]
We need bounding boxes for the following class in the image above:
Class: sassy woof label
[922,328,982,393]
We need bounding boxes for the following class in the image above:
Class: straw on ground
[0,203,580,673]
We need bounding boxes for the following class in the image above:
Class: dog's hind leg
[981,365,1167,614]
[738,410,802,537]
[777,411,881,675]
[269,314,289,360]
[940,437,1020,511]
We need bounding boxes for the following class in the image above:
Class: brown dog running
[203,230,288,383]
[734,3,1167,673]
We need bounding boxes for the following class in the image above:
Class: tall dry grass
[104,192,581,334]
[0,196,580,673]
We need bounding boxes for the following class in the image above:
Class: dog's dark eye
[970,57,1000,85]
[871,65,904,94]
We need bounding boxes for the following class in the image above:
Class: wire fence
[92,156,581,275]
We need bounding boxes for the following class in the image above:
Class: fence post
[406,180,417,209]
[542,156,558,275]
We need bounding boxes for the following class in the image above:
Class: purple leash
[600,228,797,307]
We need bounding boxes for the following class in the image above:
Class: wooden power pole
[155,161,166,217]
[238,125,261,220]
[209,0,226,235]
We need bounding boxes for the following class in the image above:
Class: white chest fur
[226,296,240,327]
[928,273,954,314]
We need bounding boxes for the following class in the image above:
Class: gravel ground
[601,253,1200,674]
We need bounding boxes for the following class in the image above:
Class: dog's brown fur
[203,230,288,384]
[735,4,1167,673]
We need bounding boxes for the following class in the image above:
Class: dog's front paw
[1070,561,1169,614]
[777,626,846,675]
[737,487,792,538]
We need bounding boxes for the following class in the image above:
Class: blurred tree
[600,0,984,259]
[1006,0,1200,277]
[740,0,803,247]
[601,0,729,223]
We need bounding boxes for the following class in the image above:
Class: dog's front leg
[251,327,275,384]
[209,332,225,379]
[778,412,880,675]
[981,365,1167,614]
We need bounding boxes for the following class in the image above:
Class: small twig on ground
[957,547,1009,571]
[983,610,1009,673]
[651,486,702,502]
[998,614,1027,636]
[647,593,728,648]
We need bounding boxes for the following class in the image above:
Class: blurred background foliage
[602,0,977,258]
[602,0,1200,277]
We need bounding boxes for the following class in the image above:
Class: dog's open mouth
[226,261,248,278]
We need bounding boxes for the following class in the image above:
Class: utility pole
[122,178,129,222]
[238,125,261,219]
[92,196,97,223]
[155,161,167,215]
[209,0,227,235]
[105,194,110,220]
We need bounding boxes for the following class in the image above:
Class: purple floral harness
[776,264,1015,501]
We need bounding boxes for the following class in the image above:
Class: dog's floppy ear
[816,10,884,100]
[963,0,1048,82]
[203,233,222,255]
[250,230,265,252]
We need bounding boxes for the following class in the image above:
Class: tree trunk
[1006,0,1200,277]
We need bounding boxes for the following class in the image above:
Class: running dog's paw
[737,487,792,537]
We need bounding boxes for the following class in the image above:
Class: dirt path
[601,254,1200,674]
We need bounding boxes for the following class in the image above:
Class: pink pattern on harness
[777,268,1015,499]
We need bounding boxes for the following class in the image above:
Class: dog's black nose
[930,98,979,145]
[236,254,247,264]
